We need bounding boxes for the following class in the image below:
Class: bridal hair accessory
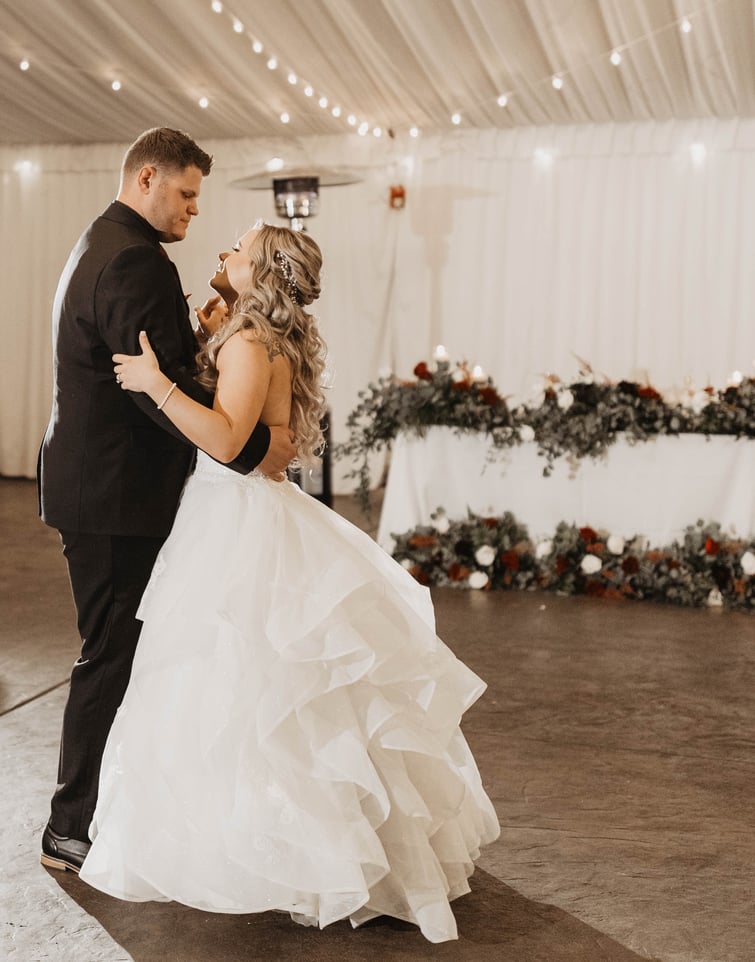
[274,251,302,305]
[157,382,177,410]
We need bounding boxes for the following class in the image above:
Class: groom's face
[144,164,203,244]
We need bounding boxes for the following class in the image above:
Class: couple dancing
[38,128,499,943]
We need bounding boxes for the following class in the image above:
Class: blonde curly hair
[195,224,327,463]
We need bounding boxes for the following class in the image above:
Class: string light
[19,59,30,71]
[280,112,290,124]
[373,126,382,137]
[196,0,709,139]
[111,80,121,91]
[198,96,209,109]
[690,142,706,166]
[534,148,555,169]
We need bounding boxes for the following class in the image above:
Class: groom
[38,128,295,873]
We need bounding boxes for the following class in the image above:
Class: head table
[376,428,755,553]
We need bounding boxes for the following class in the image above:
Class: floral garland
[391,510,755,610]
[335,359,755,511]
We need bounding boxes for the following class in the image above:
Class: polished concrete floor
[1,476,753,962]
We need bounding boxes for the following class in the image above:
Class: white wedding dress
[79,452,500,943]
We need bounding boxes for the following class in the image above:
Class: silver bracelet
[156,382,177,411]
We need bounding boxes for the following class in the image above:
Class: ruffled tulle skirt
[79,453,500,942]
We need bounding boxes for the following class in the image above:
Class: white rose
[400,559,414,569]
[740,550,755,576]
[607,534,625,555]
[519,424,535,443]
[557,389,574,410]
[433,515,450,534]
[690,390,711,414]
[452,368,468,383]
[474,545,496,566]
[468,571,489,589]
[707,588,724,607]
[580,554,602,574]
[535,539,553,559]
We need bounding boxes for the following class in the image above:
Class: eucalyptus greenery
[335,359,755,511]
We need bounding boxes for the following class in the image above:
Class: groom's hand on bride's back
[257,426,297,480]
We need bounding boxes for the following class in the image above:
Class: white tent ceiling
[0,0,752,146]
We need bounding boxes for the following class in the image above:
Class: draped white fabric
[2,0,754,144]
[2,121,755,488]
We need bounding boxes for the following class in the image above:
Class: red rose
[408,534,437,548]
[705,537,720,556]
[637,385,661,400]
[499,551,520,571]
[448,563,471,582]
[621,556,639,574]
[451,379,471,391]
[483,518,498,529]
[555,556,569,574]
[409,565,430,585]
[413,362,433,381]
[585,580,605,597]
[478,386,500,406]
[579,526,598,543]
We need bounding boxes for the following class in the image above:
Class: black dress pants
[50,530,165,841]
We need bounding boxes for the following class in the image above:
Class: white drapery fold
[2,120,755,487]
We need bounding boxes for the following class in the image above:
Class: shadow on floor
[47,867,657,962]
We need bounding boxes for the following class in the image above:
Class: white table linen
[377,428,755,552]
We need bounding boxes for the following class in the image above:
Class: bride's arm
[114,331,272,463]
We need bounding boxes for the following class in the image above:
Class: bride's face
[209,227,259,303]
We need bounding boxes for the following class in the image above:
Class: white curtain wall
[2,120,755,489]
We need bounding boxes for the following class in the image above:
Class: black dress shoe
[40,823,90,874]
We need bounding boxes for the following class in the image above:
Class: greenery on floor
[391,510,755,610]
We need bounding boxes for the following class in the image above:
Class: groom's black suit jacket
[38,200,268,537]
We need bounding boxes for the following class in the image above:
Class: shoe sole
[40,852,81,874]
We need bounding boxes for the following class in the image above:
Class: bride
[79,221,500,943]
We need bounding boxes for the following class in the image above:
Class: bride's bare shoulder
[218,330,286,367]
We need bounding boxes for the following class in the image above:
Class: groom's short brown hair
[122,127,213,178]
